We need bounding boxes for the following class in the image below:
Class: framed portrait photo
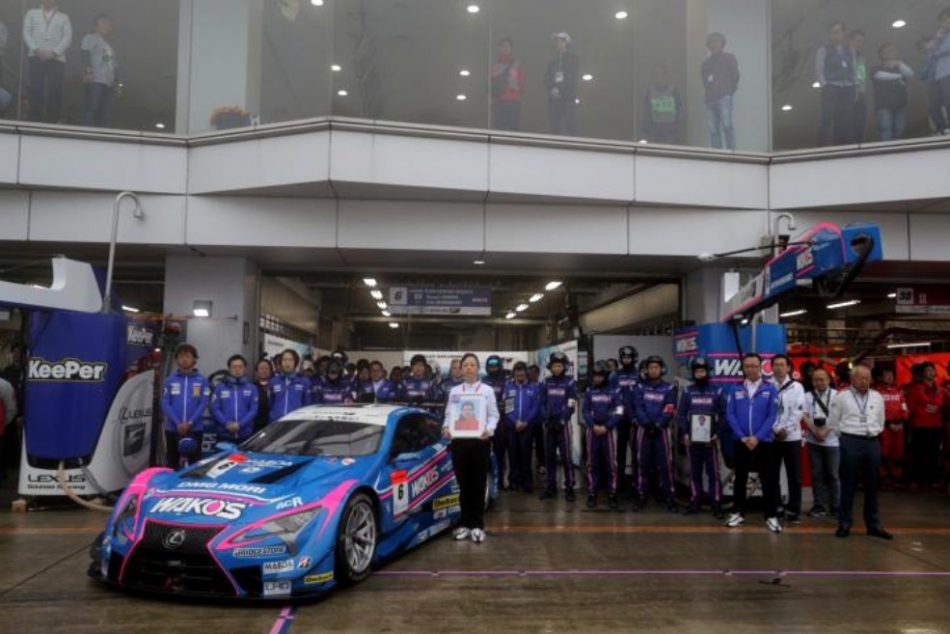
[450,394,487,439]
[690,413,712,444]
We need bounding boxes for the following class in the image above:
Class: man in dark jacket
[545,32,579,136]
[642,66,683,144]
[701,32,740,149]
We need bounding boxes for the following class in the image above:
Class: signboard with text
[388,287,491,316]
[895,287,950,315]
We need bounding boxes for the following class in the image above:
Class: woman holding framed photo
[443,353,500,543]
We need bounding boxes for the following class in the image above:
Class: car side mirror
[390,450,421,465]
[215,442,237,453]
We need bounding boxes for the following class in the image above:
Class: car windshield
[240,418,384,458]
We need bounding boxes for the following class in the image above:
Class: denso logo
[410,469,439,497]
[150,497,246,520]
[675,336,698,354]
[29,358,107,382]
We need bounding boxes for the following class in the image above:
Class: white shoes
[766,517,783,534]
[726,512,745,528]
[453,527,471,541]
[471,528,486,543]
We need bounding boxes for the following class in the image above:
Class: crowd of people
[159,339,950,544]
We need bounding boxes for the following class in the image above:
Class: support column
[176,0,264,134]
[163,255,260,371]
[683,265,732,324]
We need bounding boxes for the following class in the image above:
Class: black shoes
[867,527,894,540]
[835,526,851,538]
[786,514,801,525]
[666,499,678,513]
[608,494,619,510]
[586,494,597,508]
[712,504,724,520]
[540,486,557,500]
[565,488,576,503]
[683,503,700,516]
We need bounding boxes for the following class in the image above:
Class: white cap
[552,32,571,44]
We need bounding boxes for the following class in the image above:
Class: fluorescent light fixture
[638,139,648,144]
[363,278,377,287]
[466,4,480,14]
[545,281,563,291]
[575,98,581,104]
[331,64,342,72]
[827,299,861,310]
[456,94,467,101]
[615,10,629,20]
[516,303,529,312]
[887,292,897,299]
[192,300,213,318]
[582,74,593,81]
[474,259,486,266]
[506,312,516,320]
[154,123,166,129]
[459,69,471,77]
[781,104,793,112]
[337,89,348,97]
[377,301,388,310]
[529,293,544,303]
[892,19,906,29]
[122,305,140,314]
[887,341,930,349]
[381,310,391,317]
[311,0,324,5]
[779,309,807,318]
[812,81,821,88]
[698,253,717,262]
[389,322,400,329]
[370,290,383,300]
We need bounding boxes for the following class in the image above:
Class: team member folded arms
[211,354,259,445]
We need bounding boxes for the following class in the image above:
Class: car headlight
[112,494,139,538]
[231,508,321,548]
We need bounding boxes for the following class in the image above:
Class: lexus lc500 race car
[89,405,497,600]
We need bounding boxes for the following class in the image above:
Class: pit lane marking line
[374,569,950,579]
[267,606,296,634]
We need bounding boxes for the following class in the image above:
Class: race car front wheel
[335,493,377,585]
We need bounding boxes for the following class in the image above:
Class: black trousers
[817,84,856,146]
[493,424,508,486]
[773,440,802,517]
[165,430,204,469]
[615,418,632,492]
[910,427,943,485]
[451,438,491,530]
[838,434,882,530]
[28,57,65,123]
[732,440,778,518]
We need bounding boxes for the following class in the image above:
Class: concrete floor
[2,478,950,634]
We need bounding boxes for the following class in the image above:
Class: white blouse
[443,380,500,435]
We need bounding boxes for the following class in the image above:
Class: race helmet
[644,355,667,376]
[618,346,639,367]
[591,361,610,377]
[547,351,569,370]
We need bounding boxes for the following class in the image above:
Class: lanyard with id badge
[851,389,870,430]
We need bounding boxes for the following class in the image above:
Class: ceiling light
[122,305,140,314]
[474,259,485,266]
[311,0,324,5]
[638,139,648,144]
[812,81,821,89]
[545,281,563,291]
[615,10,629,20]
[363,278,377,287]
[575,98,581,104]
[887,341,930,349]
[377,301,388,310]
[529,293,544,303]
[381,310,391,317]
[779,309,807,318]
[331,64,342,72]
[827,299,861,310]
[154,123,166,129]
[887,292,897,299]
[370,290,383,300]
[781,104,793,112]
[516,303,529,312]
[505,312,516,320]
[459,69,471,77]
[389,322,399,329]
[582,74,593,81]
[337,89,348,97]
[456,94,467,101]
[192,300,213,318]
[892,19,906,29]
[466,4,480,14]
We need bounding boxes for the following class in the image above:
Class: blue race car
[89,404,497,600]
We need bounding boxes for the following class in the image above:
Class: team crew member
[268,349,311,421]
[873,367,908,486]
[483,355,509,488]
[609,346,640,497]
[539,352,577,501]
[503,362,543,493]
[677,358,724,518]
[526,364,546,471]
[803,368,840,517]
[253,358,273,434]
[357,361,399,403]
[441,359,464,399]
[211,354,259,444]
[160,343,210,468]
[313,360,355,404]
[829,365,892,539]
[905,362,945,489]
[401,354,443,406]
[583,362,623,509]
[771,354,806,523]
[725,353,782,533]
[443,353,500,544]
[634,356,677,512]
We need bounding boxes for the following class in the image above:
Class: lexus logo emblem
[163,529,187,550]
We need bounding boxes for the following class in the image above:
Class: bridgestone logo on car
[150,497,247,520]
[29,358,108,382]
[234,546,287,558]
